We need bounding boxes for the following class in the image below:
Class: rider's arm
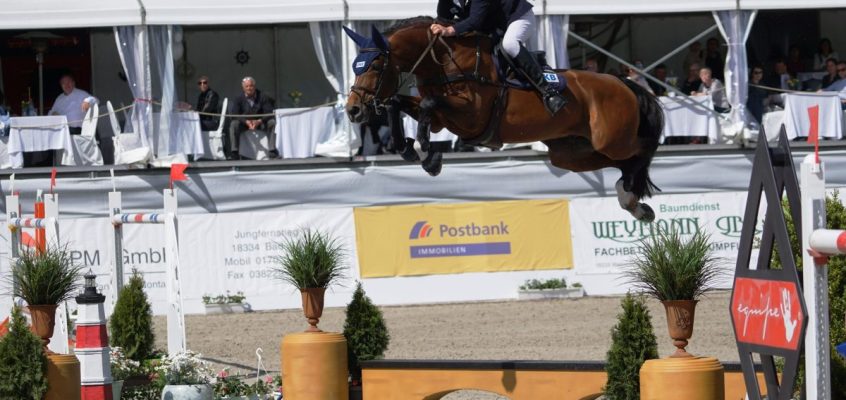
[436,0,454,20]
[452,0,490,35]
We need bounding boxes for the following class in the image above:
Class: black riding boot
[512,46,567,116]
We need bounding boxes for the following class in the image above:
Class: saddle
[492,45,567,93]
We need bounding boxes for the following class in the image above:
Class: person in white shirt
[48,74,97,135]
[694,67,730,113]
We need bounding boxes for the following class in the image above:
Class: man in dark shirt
[227,76,276,159]
[681,63,702,95]
[195,76,220,131]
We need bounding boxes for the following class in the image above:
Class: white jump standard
[108,188,186,355]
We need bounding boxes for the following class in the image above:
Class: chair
[107,101,151,167]
[200,98,227,160]
[63,104,104,166]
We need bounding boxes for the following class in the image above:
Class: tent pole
[643,25,719,73]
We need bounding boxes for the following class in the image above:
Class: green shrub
[773,191,846,396]
[343,282,390,382]
[0,305,49,399]
[110,270,155,362]
[604,294,659,400]
[519,278,567,290]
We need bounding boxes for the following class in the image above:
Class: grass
[272,229,346,290]
[8,245,83,305]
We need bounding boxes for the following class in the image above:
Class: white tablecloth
[659,96,721,143]
[153,111,204,159]
[274,107,335,158]
[762,106,846,142]
[782,93,843,140]
[8,116,74,168]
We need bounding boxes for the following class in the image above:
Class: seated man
[694,67,729,113]
[48,73,98,135]
[195,76,220,131]
[227,76,276,159]
[822,62,846,110]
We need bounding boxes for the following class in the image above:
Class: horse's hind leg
[617,156,656,223]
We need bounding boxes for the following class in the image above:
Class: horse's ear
[371,24,390,52]
[343,26,369,48]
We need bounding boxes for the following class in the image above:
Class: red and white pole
[75,272,112,400]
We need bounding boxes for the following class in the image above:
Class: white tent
[0,0,140,29]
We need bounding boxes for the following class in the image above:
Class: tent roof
[143,0,346,25]
[0,0,841,28]
[0,0,140,29]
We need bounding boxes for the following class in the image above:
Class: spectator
[48,73,97,135]
[694,67,729,113]
[821,58,840,89]
[786,45,808,75]
[767,59,792,90]
[648,64,669,96]
[0,88,9,136]
[228,77,276,160]
[813,38,839,71]
[626,61,654,94]
[680,62,702,96]
[683,41,704,76]
[195,75,220,131]
[747,66,768,123]
[704,38,724,81]
[822,62,846,110]
[584,57,600,73]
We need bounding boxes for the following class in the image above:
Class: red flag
[169,163,188,189]
[50,167,57,194]
[807,105,820,163]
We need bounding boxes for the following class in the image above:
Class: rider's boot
[512,45,567,116]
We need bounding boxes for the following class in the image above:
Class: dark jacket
[437,0,533,36]
[196,88,220,131]
[231,89,275,126]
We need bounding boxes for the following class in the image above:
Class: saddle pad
[492,48,567,93]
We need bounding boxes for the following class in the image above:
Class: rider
[430,0,567,116]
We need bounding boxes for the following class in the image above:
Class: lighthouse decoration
[75,271,113,400]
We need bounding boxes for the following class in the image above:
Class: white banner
[570,191,764,290]
[2,208,359,317]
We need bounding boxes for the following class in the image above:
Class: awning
[0,0,141,29]
[142,0,346,25]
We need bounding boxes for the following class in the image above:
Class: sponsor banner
[354,199,572,278]
[731,277,804,351]
[1,208,357,316]
[570,192,758,276]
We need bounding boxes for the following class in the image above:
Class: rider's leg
[503,9,567,116]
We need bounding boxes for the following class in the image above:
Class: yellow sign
[354,199,573,278]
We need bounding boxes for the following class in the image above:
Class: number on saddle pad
[543,72,560,83]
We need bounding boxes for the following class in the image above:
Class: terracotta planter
[301,287,326,332]
[28,304,58,351]
[662,300,697,358]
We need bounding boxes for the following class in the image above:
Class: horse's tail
[621,78,664,198]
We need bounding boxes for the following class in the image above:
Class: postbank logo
[408,220,511,259]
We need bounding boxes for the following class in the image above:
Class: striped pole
[809,229,846,256]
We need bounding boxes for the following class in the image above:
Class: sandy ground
[153,290,739,376]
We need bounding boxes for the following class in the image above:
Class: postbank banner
[354,199,572,278]
[570,191,755,277]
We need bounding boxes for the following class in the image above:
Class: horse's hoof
[422,152,443,176]
[400,139,420,162]
[636,204,655,223]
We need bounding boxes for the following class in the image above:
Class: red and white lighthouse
[75,271,113,400]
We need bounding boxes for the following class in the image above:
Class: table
[8,116,74,168]
[153,111,204,159]
[659,96,721,143]
[274,107,335,158]
[761,94,845,141]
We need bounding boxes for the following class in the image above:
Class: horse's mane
[383,16,452,36]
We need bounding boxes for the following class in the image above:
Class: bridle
[348,30,450,114]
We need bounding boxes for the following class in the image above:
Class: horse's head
[344,25,400,123]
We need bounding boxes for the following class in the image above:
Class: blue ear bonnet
[343,25,390,76]
[352,51,381,76]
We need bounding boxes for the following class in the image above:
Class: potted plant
[273,228,346,332]
[7,244,83,351]
[604,294,659,399]
[624,228,723,358]
[0,305,49,399]
[213,369,276,400]
[202,291,248,314]
[343,282,390,400]
[517,277,585,300]
[110,269,155,362]
[156,350,214,400]
[110,346,140,400]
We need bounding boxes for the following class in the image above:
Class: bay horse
[344,18,664,222]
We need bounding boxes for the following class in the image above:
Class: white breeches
[502,9,535,58]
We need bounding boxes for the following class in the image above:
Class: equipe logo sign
[408,220,511,258]
[731,277,804,351]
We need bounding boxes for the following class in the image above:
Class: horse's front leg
[416,97,443,176]
[386,96,419,162]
